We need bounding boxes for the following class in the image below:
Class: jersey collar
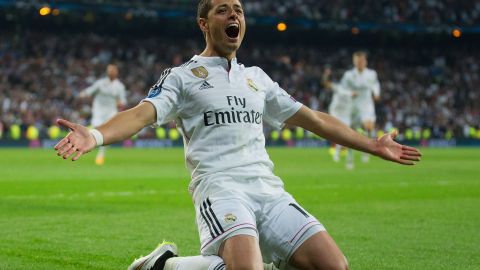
[192,55,238,71]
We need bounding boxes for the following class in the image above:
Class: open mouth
[225,23,240,39]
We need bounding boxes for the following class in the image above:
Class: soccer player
[322,67,356,169]
[79,64,127,165]
[339,51,381,163]
[54,1,421,270]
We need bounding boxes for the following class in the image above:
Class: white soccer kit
[143,55,325,269]
[340,68,380,122]
[82,77,127,126]
[328,83,353,126]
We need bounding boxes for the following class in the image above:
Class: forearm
[286,106,378,154]
[96,102,156,145]
[315,111,377,153]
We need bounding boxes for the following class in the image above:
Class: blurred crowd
[242,0,480,26]
[11,0,479,26]
[57,0,480,26]
[0,32,478,140]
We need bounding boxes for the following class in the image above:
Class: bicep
[132,101,157,127]
[285,105,321,131]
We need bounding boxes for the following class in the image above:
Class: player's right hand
[54,119,97,161]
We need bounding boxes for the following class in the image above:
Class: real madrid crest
[191,66,209,79]
[224,213,237,224]
[247,78,259,91]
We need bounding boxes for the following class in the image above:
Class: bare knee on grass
[289,231,348,270]
[219,235,263,270]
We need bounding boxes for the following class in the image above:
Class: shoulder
[343,69,354,78]
[244,65,271,80]
[367,68,378,76]
[114,79,126,87]
[97,77,108,84]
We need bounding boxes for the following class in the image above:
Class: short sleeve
[118,83,127,105]
[83,79,101,96]
[340,71,350,90]
[262,70,303,129]
[141,68,182,126]
[372,71,381,97]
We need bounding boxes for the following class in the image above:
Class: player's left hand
[54,119,97,161]
[374,130,422,165]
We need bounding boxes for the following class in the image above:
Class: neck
[200,46,236,61]
[356,67,365,72]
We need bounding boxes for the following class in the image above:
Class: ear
[198,18,209,34]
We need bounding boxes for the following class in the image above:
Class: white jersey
[82,77,127,126]
[143,55,302,194]
[340,68,380,104]
[328,83,353,126]
[329,83,352,113]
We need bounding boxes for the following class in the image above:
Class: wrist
[368,138,380,156]
[90,129,104,146]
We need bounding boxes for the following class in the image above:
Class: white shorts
[352,99,376,123]
[329,108,352,127]
[194,180,325,269]
[91,113,115,127]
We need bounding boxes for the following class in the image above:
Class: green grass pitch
[0,147,479,269]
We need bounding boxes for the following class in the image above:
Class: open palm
[375,130,421,165]
[54,119,97,161]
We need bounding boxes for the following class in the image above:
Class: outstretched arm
[54,102,156,161]
[285,106,421,165]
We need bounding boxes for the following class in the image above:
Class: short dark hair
[197,0,244,19]
[353,51,367,58]
[197,0,213,20]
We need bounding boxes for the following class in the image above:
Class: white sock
[346,148,354,164]
[97,146,106,158]
[334,144,342,158]
[164,256,276,270]
[164,256,224,270]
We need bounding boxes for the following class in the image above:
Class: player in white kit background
[79,64,127,165]
[339,52,381,165]
[54,1,421,270]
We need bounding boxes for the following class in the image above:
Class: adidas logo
[199,80,214,90]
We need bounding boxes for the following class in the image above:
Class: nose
[228,9,238,20]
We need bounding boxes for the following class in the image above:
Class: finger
[57,143,73,156]
[400,155,421,162]
[63,146,77,160]
[54,137,70,150]
[403,150,422,157]
[402,145,421,153]
[390,129,398,139]
[395,159,415,165]
[72,150,84,161]
[57,119,76,130]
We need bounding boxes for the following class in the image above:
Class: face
[353,55,367,71]
[106,65,119,80]
[199,0,246,58]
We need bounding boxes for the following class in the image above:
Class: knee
[309,256,348,270]
[321,257,349,270]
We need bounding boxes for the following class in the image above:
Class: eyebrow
[215,4,243,9]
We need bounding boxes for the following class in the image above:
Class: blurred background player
[322,67,356,169]
[79,64,126,165]
[339,51,381,163]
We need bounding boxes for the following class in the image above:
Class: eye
[217,8,227,14]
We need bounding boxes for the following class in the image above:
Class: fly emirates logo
[203,96,263,126]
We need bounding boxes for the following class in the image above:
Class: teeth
[227,23,239,28]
